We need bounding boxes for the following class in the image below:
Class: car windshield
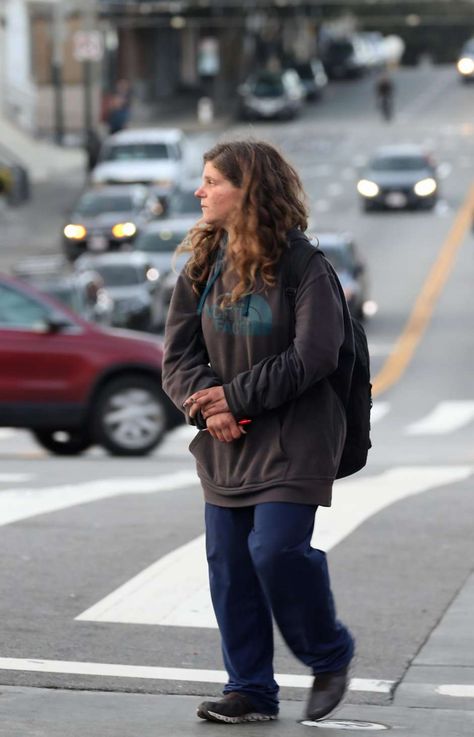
[92,264,143,286]
[75,193,135,215]
[101,143,170,162]
[135,230,186,253]
[371,156,429,171]
[253,76,284,97]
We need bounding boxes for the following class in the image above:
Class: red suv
[0,274,182,456]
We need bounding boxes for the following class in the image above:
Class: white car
[91,128,187,194]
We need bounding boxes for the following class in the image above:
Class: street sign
[73,31,104,63]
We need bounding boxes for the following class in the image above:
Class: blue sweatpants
[205,501,354,714]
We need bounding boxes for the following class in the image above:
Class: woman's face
[195,161,243,230]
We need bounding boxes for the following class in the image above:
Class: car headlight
[457,58,474,75]
[357,179,380,198]
[146,267,160,282]
[64,224,87,240]
[112,222,137,239]
[414,178,437,197]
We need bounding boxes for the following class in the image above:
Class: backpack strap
[282,229,323,325]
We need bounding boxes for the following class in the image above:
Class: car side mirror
[45,313,74,333]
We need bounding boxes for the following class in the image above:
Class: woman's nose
[194,186,204,198]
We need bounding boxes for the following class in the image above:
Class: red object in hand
[238,419,252,425]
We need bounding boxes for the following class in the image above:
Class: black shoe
[305,666,349,721]
[197,692,278,724]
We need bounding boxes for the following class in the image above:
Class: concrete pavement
[1,573,473,736]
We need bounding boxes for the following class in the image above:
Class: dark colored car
[357,144,439,211]
[315,233,369,320]
[63,184,161,261]
[237,69,305,120]
[75,251,161,331]
[457,37,474,81]
[320,37,367,79]
[290,60,328,100]
[0,274,182,456]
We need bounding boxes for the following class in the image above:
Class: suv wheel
[32,429,92,456]
[93,374,168,456]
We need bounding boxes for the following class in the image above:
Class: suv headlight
[64,224,87,240]
[457,58,474,75]
[414,178,437,197]
[112,222,137,238]
[357,179,379,198]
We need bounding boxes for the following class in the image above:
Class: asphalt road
[0,64,473,734]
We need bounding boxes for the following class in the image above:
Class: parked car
[62,184,162,261]
[356,144,439,211]
[315,233,369,320]
[12,257,114,326]
[237,69,305,120]
[0,274,182,456]
[0,143,30,205]
[75,251,161,332]
[291,59,328,100]
[457,37,474,81]
[320,36,368,79]
[90,128,187,194]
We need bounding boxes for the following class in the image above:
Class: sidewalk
[0,115,85,184]
[0,574,473,736]
[0,96,230,188]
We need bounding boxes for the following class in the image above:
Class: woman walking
[162,140,355,724]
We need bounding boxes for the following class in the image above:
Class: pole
[82,0,97,142]
[52,2,65,144]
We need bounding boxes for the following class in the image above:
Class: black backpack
[284,230,372,479]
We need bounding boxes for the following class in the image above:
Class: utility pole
[82,0,98,142]
[51,0,65,144]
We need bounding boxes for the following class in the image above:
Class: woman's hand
[183,386,229,420]
[205,412,245,443]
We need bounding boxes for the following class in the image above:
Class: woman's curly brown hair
[181,139,308,304]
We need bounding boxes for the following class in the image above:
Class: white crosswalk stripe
[77,465,473,629]
[405,400,474,435]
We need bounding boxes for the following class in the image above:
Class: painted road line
[437,684,474,698]
[0,471,198,527]
[0,473,34,483]
[405,400,474,435]
[0,657,394,693]
[372,183,474,398]
[77,465,473,629]
[370,402,390,424]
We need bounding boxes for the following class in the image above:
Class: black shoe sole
[197,706,277,724]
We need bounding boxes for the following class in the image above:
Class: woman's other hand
[206,412,245,442]
[184,386,229,420]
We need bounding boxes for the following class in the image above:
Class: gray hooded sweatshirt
[162,237,354,508]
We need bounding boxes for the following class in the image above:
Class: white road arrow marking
[77,465,473,629]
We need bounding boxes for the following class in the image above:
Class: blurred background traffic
[0,0,473,458]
